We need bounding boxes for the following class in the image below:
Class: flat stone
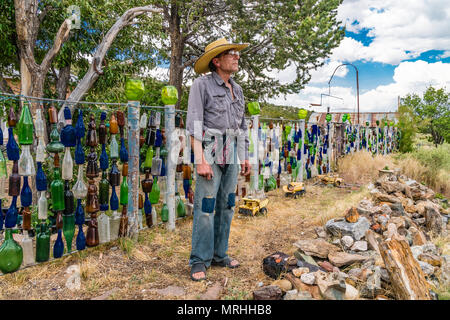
[253,286,283,300]
[315,271,346,300]
[292,267,310,277]
[347,268,362,279]
[373,192,401,204]
[283,289,314,300]
[151,285,185,297]
[325,216,370,241]
[300,273,316,285]
[294,239,340,259]
[351,240,368,252]
[318,261,335,272]
[271,279,293,292]
[341,235,354,248]
[328,251,369,267]
[294,251,320,267]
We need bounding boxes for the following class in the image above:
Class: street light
[328,63,360,124]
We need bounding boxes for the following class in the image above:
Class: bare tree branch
[0,75,15,94]
[40,19,72,73]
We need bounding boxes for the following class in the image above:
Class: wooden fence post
[127,100,140,240]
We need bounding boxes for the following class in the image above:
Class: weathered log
[378,239,432,300]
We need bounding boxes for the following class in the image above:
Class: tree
[398,96,418,153]
[147,0,345,103]
[401,86,450,147]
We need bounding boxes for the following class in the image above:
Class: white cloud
[335,0,450,64]
[270,60,450,112]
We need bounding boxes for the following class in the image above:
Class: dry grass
[336,151,396,185]
[0,178,369,300]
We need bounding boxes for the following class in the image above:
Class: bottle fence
[0,91,400,275]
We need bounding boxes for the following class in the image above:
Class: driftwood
[378,239,432,300]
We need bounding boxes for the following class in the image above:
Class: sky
[267,0,450,113]
[147,0,450,113]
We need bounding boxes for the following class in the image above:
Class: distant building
[308,111,398,127]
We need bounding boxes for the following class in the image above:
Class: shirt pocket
[205,93,228,129]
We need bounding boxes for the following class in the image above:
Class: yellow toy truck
[238,197,269,216]
[317,173,343,187]
[282,182,306,199]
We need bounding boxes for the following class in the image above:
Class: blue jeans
[189,163,239,267]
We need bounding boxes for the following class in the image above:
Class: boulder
[416,200,441,215]
[351,241,368,252]
[345,207,360,223]
[373,192,402,204]
[328,251,369,267]
[341,235,354,249]
[408,226,428,246]
[293,239,340,259]
[360,266,384,298]
[389,202,406,217]
[325,216,370,241]
[379,181,405,194]
[315,226,327,239]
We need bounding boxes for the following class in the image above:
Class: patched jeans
[189,163,239,267]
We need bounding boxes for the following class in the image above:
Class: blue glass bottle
[75,138,85,164]
[119,137,128,163]
[75,199,85,225]
[99,144,108,170]
[144,193,151,215]
[76,224,86,250]
[5,196,18,228]
[53,229,64,258]
[110,187,119,211]
[60,107,76,147]
[6,127,19,161]
[155,129,162,147]
[36,162,47,191]
[20,176,32,207]
[75,109,85,139]
[183,179,190,199]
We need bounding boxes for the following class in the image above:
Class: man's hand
[196,162,213,180]
[240,160,251,176]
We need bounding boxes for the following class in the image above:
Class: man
[186,38,251,281]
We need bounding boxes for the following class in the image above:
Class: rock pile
[255,171,450,300]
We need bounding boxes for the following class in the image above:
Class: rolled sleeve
[186,79,205,141]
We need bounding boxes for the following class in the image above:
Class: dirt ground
[0,180,370,300]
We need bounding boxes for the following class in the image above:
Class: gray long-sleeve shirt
[186,71,249,160]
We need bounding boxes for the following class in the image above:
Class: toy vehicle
[282,182,306,199]
[238,197,269,216]
[317,173,343,187]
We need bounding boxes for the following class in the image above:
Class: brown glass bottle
[287,163,292,174]
[138,194,143,209]
[8,105,17,127]
[86,182,100,213]
[9,161,21,196]
[86,115,98,147]
[276,174,281,188]
[109,114,119,134]
[55,211,63,229]
[86,213,99,247]
[176,164,182,172]
[86,151,99,179]
[98,117,107,145]
[182,165,191,180]
[48,105,58,124]
[122,162,128,177]
[141,170,153,193]
[22,207,31,230]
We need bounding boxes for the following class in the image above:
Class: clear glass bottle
[18,145,35,176]
[21,231,34,266]
[97,212,110,244]
[35,109,45,138]
[72,165,87,199]
[110,135,119,159]
[109,210,121,242]
[62,147,73,181]
[36,137,46,163]
[38,191,48,220]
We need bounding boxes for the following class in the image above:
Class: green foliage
[401,86,450,147]
[398,99,417,153]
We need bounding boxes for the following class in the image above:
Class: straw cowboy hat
[194,38,249,74]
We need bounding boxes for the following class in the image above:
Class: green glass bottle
[46,124,64,154]
[36,222,51,262]
[176,193,186,218]
[18,104,34,145]
[63,214,75,253]
[51,167,65,211]
[99,171,110,206]
[161,203,169,222]
[143,146,154,169]
[120,176,128,205]
[0,229,23,273]
[149,176,160,204]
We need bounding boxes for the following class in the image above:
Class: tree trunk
[56,64,71,100]
[378,239,432,300]
[168,2,185,107]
